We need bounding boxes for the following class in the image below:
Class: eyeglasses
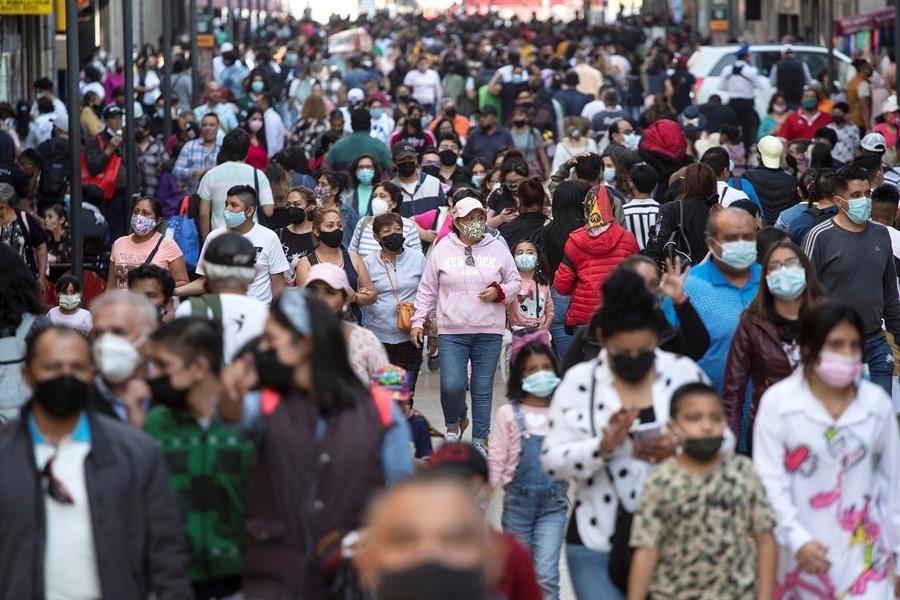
[42,457,74,505]
[464,246,475,267]
[505,183,520,193]
[766,257,802,273]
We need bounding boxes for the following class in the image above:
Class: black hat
[204,232,256,267]
[392,141,418,161]
[429,442,488,482]
[102,105,122,119]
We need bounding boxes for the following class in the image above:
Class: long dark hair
[348,154,384,189]
[749,241,822,322]
[270,293,366,414]
[592,268,665,339]
[506,340,559,401]
[799,304,865,376]
[0,243,44,329]
[512,240,550,286]
[244,107,268,153]
[544,179,590,237]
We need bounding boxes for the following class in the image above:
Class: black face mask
[378,561,487,600]
[422,165,441,178]
[832,114,845,125]
[396,162,418,178]
[33,374,90,418]
[380,232,405,252]
[611,350,655,383]
[513,119,527,127]
[438,149,458,167]
[253,348,294,392]
[287,206,307,225]
[682,436,724,462]
[317,228,344,248]
[445,107,457,118]
[398,94,411,103]
[785,154,798,171]
[135,131,148,142]
[148,374,189,407]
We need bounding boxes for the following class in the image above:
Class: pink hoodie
[413,232,521,335]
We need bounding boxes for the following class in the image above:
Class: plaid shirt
[173,139,220,195]
[137,138,169,198]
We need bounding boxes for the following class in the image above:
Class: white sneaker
[445,430,461,442]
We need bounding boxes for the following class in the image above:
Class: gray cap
[54,113,69,134]
[0,183,16,204]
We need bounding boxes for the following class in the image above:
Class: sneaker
[472,439,488,457]
[428,352,440,371]
[445,430,461,442]
[459,415,470,437]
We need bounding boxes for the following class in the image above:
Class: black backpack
[662,200,693,268]
[37,137,69,198]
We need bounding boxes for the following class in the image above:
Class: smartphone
[633,422,664,445]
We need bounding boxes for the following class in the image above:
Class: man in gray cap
[174,231,268,362]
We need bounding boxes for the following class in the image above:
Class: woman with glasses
[723,241,823,455]
[410,192,521,456]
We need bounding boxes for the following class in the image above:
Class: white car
[688,44,853,117]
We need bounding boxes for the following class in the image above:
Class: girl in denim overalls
[488,331,569,599]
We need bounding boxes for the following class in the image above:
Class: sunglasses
[42,457,74,505]
[464,246,475,267]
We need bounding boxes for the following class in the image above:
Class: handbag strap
[178,195,190,216]
[380,253,400,301]
[143,233,166,265]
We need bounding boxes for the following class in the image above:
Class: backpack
[0,313,37,424]
[661,200,693,268]
[189,293,224,327]
[37,137,68,198]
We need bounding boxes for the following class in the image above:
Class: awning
[834,6,894,36]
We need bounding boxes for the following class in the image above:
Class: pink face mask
[815,351,863,388]
[248,119,263,133]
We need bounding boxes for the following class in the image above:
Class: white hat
[53,113,69,134]
[883,95,899,115]
[861,132,886,153]
[757,136,783,169]
[347,88,366,104]
[219,42,234,53]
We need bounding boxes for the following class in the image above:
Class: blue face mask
[357,168,375,185]
[223,208,247,228]
[602,166,616,183]
[156,109,165,119]
[286,54,298,63]
[766,266,807,300]
[251,81,265,93]
[471,175,484,188]
[714,239,757,270]
[521,370,561,398]
[370,107,384,119]
[512,74,525,84]
[515,253,537,271]
[623,132,640,150]
[843,196,872,224]
[801,97,818,110]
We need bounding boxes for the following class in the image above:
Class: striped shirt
[623,198,660,250]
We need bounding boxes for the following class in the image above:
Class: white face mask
[93,332,144,384]
[371,198,390,216]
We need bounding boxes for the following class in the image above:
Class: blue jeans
[565,544,624,600]
[549,289,573,363]
[864,333,894,396]
[502,489,568,599]
[438,333,502,441]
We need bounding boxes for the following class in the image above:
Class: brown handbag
[381,254,415,332]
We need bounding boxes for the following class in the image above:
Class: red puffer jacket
[553,223,639,326]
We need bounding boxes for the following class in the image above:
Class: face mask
[148,374,189,407]
[318,228,344,248]
[58,293,82,310]
[515,253,537,271]
[772,103,788,114]
[445,107,458,118]
[398,94,411,103]
[471,175,484,187]
[714,240,757,270]
[380,232,405,252]
[223,208,247,228]
[248,119,263,133]
[379,562,487,600]
[371,198,390,216]
[370,107,384,119]
[460,220,486,241]
[251,80,265,93]
[131,215,157,236]
[63,194,70,207]
[396,162,418,178]
[611,350,655,383]
[521,370,561,397]
[33,374,90,417]
[491,181,501,192]
[570,128,582,140]
[357,168,375,184]
[439,149,458,167]
[815,351,863,388]
[801,97,818,110]
[135,130,147,142]
[512,74,525,84]
[623,132,641,150]
[315,185,331,200]
[253,348,294,392]
[832,114,845,124]
[682,436,724,462]
[156,109,165,119]
[512,119,527,127]
[286,54,298,63]
[844,196,872,224]
[766,266,807,300]
[287,206,307,225]
[93,333,142,384]
[602,166,616,184]
[422,165,441,178]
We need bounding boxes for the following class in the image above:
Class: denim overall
[501,403,569,599]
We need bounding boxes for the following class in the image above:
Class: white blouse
[540,348,711,552]
[753,371,900,598]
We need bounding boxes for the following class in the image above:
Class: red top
[246,141,268,171]
[778,110,833,141]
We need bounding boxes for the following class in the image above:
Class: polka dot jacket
[540,348,711,553]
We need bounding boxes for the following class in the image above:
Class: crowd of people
[2,6,900,600]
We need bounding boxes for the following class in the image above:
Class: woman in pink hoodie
[410,194,521,456]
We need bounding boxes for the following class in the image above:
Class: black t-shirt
[276,227,315,271]
[487,187,517,214]
[0,164,31,200]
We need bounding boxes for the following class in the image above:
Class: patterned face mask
[460,220,485,241]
